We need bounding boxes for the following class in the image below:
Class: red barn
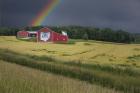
[17,27,68,43]
[37,27,68,43]
[17,31,29,38]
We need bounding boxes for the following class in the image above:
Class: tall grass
[25,53,140,77]
[0,49,140,93]
[0,61,122,93]
[127,55,140,61]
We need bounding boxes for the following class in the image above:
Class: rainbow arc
[30,0,60,26]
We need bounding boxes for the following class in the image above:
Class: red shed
[37,27,68,43]
[17,31,29,38]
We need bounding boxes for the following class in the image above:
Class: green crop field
[0,36,140,93]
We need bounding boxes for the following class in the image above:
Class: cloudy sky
[0,0,140,33]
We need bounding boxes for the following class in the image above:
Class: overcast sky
[0,0,140,33]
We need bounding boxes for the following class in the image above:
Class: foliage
[133,33,140,43]
[50,26,135,43]
[0,27,19,36]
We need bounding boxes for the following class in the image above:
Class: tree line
[0,26,139,43]
[0,27,19,36]
[50,26,135,43]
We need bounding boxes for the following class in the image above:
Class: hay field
[0,60,121,93]
[0,36,140,67]
[0,36,140,93]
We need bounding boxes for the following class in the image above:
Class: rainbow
[30,0,60,26]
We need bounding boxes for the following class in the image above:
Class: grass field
[0,36,140,67]
[0,36,140,93]
[0,60,122,93]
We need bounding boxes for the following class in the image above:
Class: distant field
[0,36,140,67]
[0,36,140,93]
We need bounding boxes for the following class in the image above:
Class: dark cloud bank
[0,0,140,33]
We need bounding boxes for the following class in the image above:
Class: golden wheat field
[0,60,122,93]
[0,36,140,67]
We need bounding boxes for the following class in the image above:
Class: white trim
[27,31,37,34]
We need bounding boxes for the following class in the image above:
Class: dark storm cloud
[1,0,140,33]
[1,0,49,26]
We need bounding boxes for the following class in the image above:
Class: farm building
[17,27,68,43]
[17,31,29,38]
[17,31,37,39]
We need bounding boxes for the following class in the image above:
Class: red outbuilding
[17,31,29,38]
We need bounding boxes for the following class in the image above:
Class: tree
[83,33,88,40]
